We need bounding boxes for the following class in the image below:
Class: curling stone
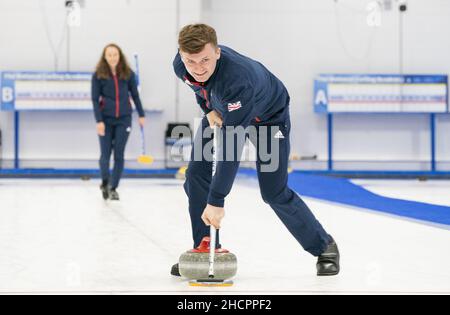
[178,237,237,280]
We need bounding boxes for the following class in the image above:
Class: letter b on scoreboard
[2,87,14,104]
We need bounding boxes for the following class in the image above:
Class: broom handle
[209,125,220,278]
[134,53,141,92]
[212,125,219,176]
[140,125,146,155]
[135,53,146,157]
[209,225,216,278]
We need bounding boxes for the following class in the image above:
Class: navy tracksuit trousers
[184,111,331,257]
[99,116,132,189]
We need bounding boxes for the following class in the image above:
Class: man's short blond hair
[178,24,218,54]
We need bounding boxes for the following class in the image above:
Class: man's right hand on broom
[202,204,224,229]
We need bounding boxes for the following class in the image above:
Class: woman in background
[92,43,145,201]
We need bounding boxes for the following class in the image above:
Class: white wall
[0,0,449,171]
[202,0,450,170]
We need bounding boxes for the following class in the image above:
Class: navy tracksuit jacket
[92,71,145,189]
[173,46,331,256]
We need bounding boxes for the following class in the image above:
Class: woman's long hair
[95,43,132,80]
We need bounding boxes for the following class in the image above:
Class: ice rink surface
[0,178,449,294]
